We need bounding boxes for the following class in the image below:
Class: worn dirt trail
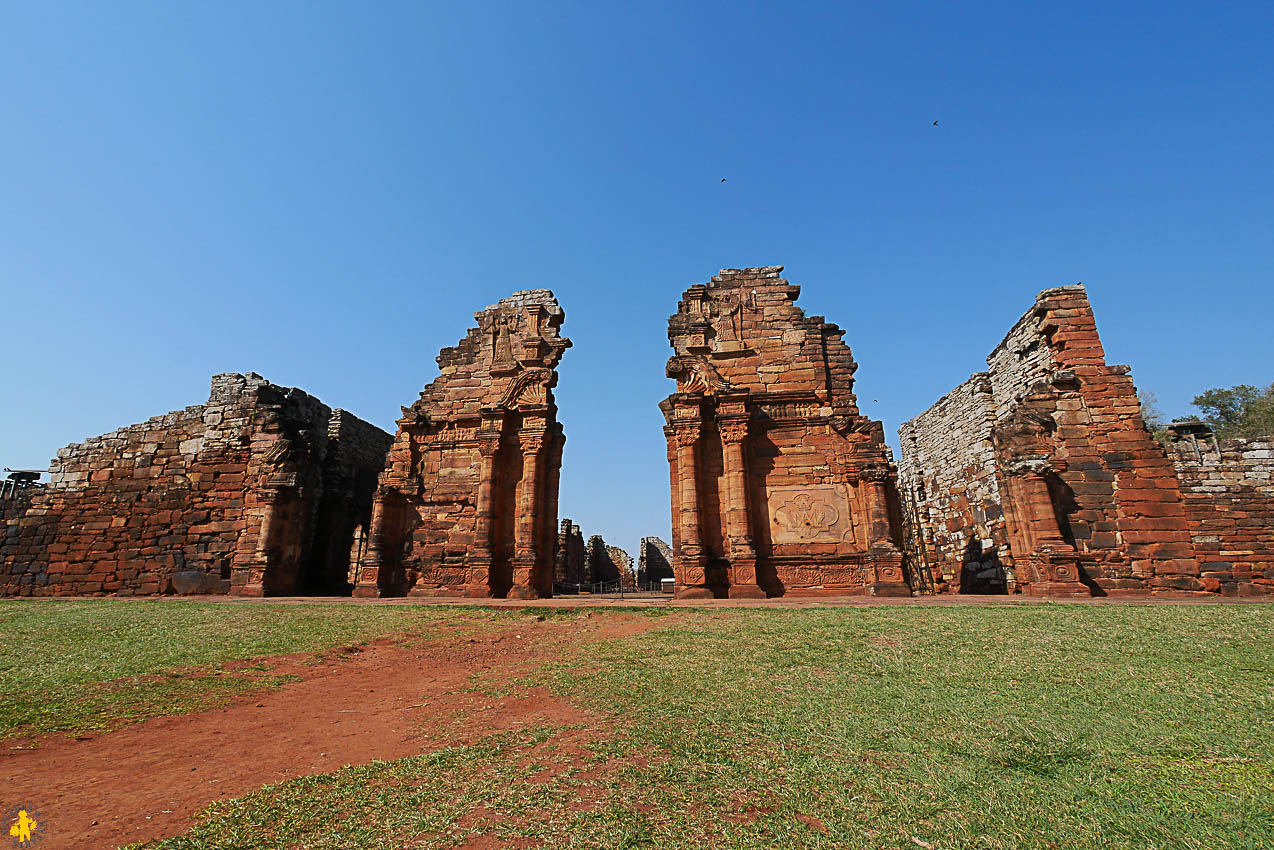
[1,613,657,849]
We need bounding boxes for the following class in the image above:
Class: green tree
[1189,382,1274,439]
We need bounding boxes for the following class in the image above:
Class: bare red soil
[0,613,656,849]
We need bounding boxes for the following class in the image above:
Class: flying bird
[721,178,727,182]
[932,120,939,126]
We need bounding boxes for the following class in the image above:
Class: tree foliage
[1188,382,1274,439]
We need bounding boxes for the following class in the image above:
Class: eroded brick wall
[900,285,1203,596]
[1167,431,1274,595]
[1,373,390,597]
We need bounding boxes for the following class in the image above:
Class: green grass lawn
[0,599,525,739]
[6,601,1272,848]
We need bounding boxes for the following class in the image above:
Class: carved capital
[671,425,701,448]
[477,435,501,458]
[519,431,546,453]
[1004,456,1052,477]
[717,417,749,444]
[861,464,891,483]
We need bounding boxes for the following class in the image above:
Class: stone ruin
[1164,422,1274,594]
[899,284,1272,597]
[0,373,391,596]
[353,290,571,598]
[3,272,1269,602]
[551,518,637,589]
[587,535,635,588]
[636,536,673,584]
[660,267,906,598]
[554,519,587,584]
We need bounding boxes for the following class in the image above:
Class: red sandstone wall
[901,285,1206,597]
[1,374,390,597]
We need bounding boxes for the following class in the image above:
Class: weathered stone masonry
[661,267,906,598]
[355,290,570,598]
[1166,423,1274,595]
[899,284,1271,597]
[1,373,391,596]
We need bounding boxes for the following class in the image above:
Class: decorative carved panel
[768,485,854,544]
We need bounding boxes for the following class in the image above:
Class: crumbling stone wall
[637,536,673,584]
[897,376,1006,593]
[900,285,1201,596]
[660,267,906,599]
[356,290,571,598]
[1166,425,1273,595]
[584,535,634,587]
[1,373,390,596]
[554,518,587,584]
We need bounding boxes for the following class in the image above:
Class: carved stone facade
[1,374,391,597]
[660,267,906,598]
[354,290,571,598]
[899,284,1247,597]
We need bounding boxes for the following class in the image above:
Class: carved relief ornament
[717,418,749,444]
[671,426,701,448]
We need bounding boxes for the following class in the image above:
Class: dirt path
[1,613,657,849]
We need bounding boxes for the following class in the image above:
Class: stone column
[352,493,388,597]
[671,422,710,598]
[538,428,566,597]
[463,434,502,598]
[508,430,545,598]
[1005,458,1068,552]
[718,416,764,598]
[233,488,280,597]
[861,464,896,548]
[1003,457,1084,596]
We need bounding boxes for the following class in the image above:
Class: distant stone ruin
[354,290,571,598]
[637,536,673,584]
[899,284,1272,597]
[660,267,906,598]
[1,373,390,596]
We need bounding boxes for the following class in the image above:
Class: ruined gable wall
[900,284,1201,596]
[897,374,1007,592]
[637,536,673,583]
[1023,287,1196,592]
[1167,434,1274,595]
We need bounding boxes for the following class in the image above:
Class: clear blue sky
[3,2,1271,556]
